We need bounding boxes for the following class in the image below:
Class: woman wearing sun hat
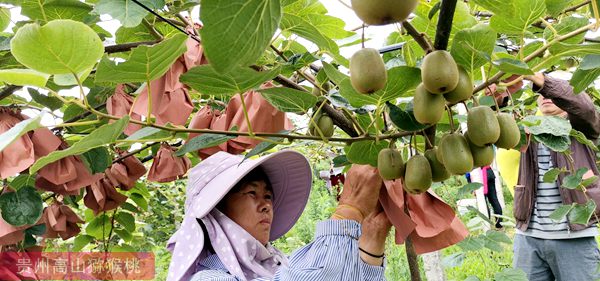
[166,149,391,281]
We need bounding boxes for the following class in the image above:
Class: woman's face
[221,180,274,245]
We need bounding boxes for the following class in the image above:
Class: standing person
[465,167,503,229]
[166,150,392,281]
[513,73,600,281]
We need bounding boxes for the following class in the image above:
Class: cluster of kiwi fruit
[376,51,521,194]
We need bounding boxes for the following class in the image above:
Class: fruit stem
[239,92,255,137]
[422,130,434,148]
[446,105,456,132]
[361,24,365,48]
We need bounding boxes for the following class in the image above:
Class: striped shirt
[190,219,386,281]
[517,144,597,239]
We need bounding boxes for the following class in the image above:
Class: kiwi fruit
[350,0,419,26]
[467,106,500,147]
[424,148,450,182]
[439,133,473,175]
[378,148,404,180]
[404,154,432,194]
[421,50,459,94]
[444,66,473,104]
[465,131,494,168]
[349,48,387,94]
[413,84,445,125]
[495,113,521,149]
[308,111,334,137]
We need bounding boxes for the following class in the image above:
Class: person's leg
[545,237,600,281]
[485,183,503,228]
[513,234,555,281]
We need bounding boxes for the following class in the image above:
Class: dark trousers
[485,181,503,228]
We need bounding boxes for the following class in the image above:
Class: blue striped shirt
[190,219,386,281]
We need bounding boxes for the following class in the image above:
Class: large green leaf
[387,102,428,132]
[175,134,236,157]
[29,116,129,174]
[94,0,165,27]
[10,20,104,75]
[570,129,598,151]
[0,7,10,31]
[180,65,281,98]
[568,200,596,225]
[562,167,588,189]
[304,14,353,39]
[0,116,42,153]
[494,268,528,281]
[115,211,136,232]
[489,0,546,34]
[124,127,172,143]
[458,182,483,198]
[521,115,572,136]
[0,186,43,227]
[73,234,95,251]
[544,16,589,45]
[27,88,63,111]
[570,57,600,93]
[86,214,112,239]
[492,58,534,75]
[542,167,562,183]
[545,0,574,17]
[20,0,93,22]
[81,147,112,174]
[321,61,347,85]
[259,87,318,113]
[471,0,514,17]
[450,24,496,73]
[280,13,343,64]
[346,140,389,167]
[533,134,571,152]
[0,69,49,87]
[95,33,188,83]
[200,0,281,73]
[457,235,485,252]
[339,66,421,107]
[9,174,36,192]
[549,204,574,221]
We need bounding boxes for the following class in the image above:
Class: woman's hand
[334,165,383,222]
[524,72,545,89]
[359,204,392,266]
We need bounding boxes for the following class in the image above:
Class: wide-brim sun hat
[184,149,312,240]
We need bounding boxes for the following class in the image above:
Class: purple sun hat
[167,150,312,281]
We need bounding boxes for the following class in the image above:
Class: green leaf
[115,212,135,232]
[545,0,574,16]
[0,186,43,227]
[492,58,534,75]
[332,155,350,167]
[280,13,343,64]
[533,134,571,152]
[94,0,165,27]
[471,0,514,17]
[200,0,281,73]
[129,193,148,211]
[73,234,95,251]
[259,87,318,113]
[543,168,562,183]
[114,228,133,242]
[10,20,104,75]
[457,182,483,198]
[95,33,188,83]
[53,67,93,86]
[27,88,62,111]
[467,205,494,225]
[568,200,596,225]
[0,116,42,154]
[339,66,421,107]
[0,8,9,31]
[450,23,496,73]
[582,176,598,187]
[9,174,36,192]
[570,129,598,151]
[562,167,588,189]
[0,69,49,87]
[387,102,428,132]
[243,132,288,162]
[181,65,281,98]
[115,24,156,44]
[346,140,389,167]
[457,235,485,252]
[544,16,589,44]
[85,214,112,239]
[321,62,347,85]
[521,115,572,136]
[578,55,600,70]
[81,147,112,174]
[304,14,354,39]
[124,127,172,142]
[20,0,93,22]
[25,223,46,236]
[494,268,528,281]
[30,116,129,174]
[175,134,236,157]
[570,59,600,93]
[485,230,512,244]
[489,0,546,34]
[545,43,600,59]
[442,252,465,268]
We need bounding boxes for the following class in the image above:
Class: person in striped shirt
[167,150,391,281]
[512,73,600,281]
